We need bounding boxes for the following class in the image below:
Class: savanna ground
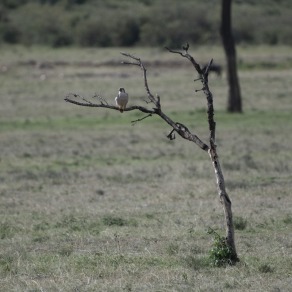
[0,45,292,291]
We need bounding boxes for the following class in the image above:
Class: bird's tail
[119,108,124,113]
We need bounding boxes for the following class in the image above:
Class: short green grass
[0,45,291,291]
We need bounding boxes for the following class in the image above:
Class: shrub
[207,228,234,267]
[4,2,74,47]
[233,216,248,230]
[1,24,21,43]
[111,17,140,46]
[102,215,138,227]
[1,0,292,46]
[51,30,73,47]
[139,2,219,47]
[77,19,112,47]
[102,215,127,227]
[2,0,28,9]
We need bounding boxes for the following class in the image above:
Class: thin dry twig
[121,52,160,109]
[165,47,216,148]
[165,46,203,74]
[131,114,152,125]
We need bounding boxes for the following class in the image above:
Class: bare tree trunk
[208,148,238,261]
[220,0,242,113]
[202,62,239,263]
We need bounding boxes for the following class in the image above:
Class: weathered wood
[208,148,238,262]
[201,58,239,263]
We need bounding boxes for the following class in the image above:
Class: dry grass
[0,45,291,291]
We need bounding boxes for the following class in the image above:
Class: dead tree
[64,47,239,264]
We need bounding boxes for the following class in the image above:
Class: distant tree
[65,46,239,265]
[220,0,242,113]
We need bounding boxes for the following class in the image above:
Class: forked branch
[121,52,160,109]
[165,47,216,148]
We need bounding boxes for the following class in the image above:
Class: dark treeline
[0,0,291,47]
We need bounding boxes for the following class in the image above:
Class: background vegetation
[1,0,292,47]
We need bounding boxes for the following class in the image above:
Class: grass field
[0,45,292,291]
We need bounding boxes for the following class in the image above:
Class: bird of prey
[115,87,128,113]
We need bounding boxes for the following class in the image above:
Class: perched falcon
[115,87,129,113]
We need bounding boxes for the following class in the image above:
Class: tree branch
[165,47,203,75]
[64,94,156,115]
[165,47,216,148]
[65,52,209,152]
[120,52,209,151]
[121,52,160,110]
[131,114,153,125]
